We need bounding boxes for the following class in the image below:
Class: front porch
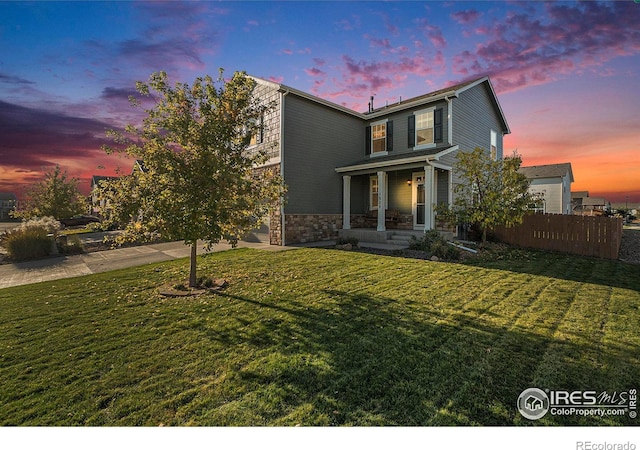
[339,165,452,233]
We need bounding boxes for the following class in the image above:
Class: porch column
[423,165,434,230]
[342,175,351,230]
[377,170,386,232]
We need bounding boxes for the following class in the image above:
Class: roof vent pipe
[370,95,374,111]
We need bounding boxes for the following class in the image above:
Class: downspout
[279,88,289,246]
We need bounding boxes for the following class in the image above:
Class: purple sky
[1,1,639,203]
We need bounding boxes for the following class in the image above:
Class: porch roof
[335,145,458,175]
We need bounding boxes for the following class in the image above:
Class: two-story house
[518,163,574,215]
[246,76,510,245]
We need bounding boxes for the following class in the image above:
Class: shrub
[408,230,442,252]
[18,216,62,235]
[409,230,460,261]
[3,227,52,261]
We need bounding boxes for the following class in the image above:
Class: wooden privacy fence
[492,213,623,260]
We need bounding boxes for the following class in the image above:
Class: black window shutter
[365,126,371,155]
[434,108,443,143]
[408,115,415,147]
[386,120,393,152]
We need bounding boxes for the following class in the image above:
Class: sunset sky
[1,1,638,204]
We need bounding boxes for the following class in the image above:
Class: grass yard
[0,247,638,426]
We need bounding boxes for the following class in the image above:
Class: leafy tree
[12,164,86,220]
[102,70,285,287]
[437,147,536,243]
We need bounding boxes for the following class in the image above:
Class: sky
[0,0,639,204]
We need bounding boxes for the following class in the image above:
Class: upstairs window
[372,123,386,153]
[366,120,393,155]
[416,110,434,146]
[409,107,442,149]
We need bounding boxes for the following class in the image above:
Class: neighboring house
[577,197,608,216]
[518,163,574,215]
[90,176,119,217]
[91,160,148,217]
[248,76,510,245]
[0,192,18,220]
[571,190,589,213]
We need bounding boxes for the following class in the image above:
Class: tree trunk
[189,242,197,287]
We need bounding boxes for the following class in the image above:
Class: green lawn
[0,247,638,426]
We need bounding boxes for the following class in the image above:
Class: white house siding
[528,178,564,214]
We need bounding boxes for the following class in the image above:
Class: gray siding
[283,94,364,214]
[367,100,450,158]
[448,83,507,203]
[452,84,504,157]
[436,169,449,205]
[387,170,412,214]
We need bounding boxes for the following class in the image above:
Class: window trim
[413,107,437,151]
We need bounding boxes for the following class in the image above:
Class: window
[490,130,497,160]
[369,174,388,210]
[416,110,434,146]
[366,120,392,155]
[370,176,379,210]
[409,107,442,149]
[372,123,386,153]
[247,114,264,147]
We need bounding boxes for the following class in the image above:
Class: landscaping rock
[430,255,440,262]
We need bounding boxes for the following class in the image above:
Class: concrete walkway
[0,240,291,289]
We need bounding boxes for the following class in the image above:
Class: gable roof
[519,163,574,182]
[251,76,510,133]
[571,191,589,200]
[0,192,17,202]
[91,175,118,186]
[581,197,607,207]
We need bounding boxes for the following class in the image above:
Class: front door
[412,173,425,229]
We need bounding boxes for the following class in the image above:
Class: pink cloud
[305,67,326,77]
[451,1,640,94]
[451,10,482,25]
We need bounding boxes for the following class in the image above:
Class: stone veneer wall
[350,214,413,230]
[269,208,282,246]
[284,214,343,244]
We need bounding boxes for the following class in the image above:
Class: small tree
[12,164,86,220]
[438,147,536,243]
[102,70,285,287]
